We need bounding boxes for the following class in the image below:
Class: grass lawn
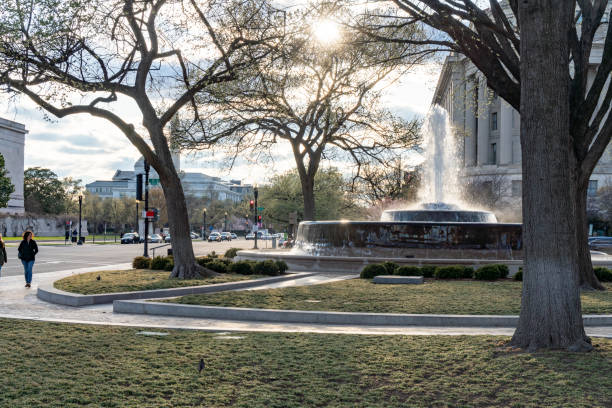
[0,319,611,407]
[54,269,265,294]
[166,279,612,315]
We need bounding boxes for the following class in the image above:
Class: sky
[0,3,442,187]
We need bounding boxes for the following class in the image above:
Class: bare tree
[177,1,422,220]
[350,160,421,207]
[363,0,612,350]
[0,0,279,278]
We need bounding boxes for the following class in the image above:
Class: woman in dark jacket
[0,233,7,277]
[18,231,38,288]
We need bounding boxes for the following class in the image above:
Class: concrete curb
[37,272,315,307]
[112,300,612,327]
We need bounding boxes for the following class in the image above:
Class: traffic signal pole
[144,160,150,257]
[253,187,258,250]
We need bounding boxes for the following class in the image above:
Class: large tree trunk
[575,176,605,290]
[510,0,591,352]
[301,175,316,221]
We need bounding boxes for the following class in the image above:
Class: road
[0,239,255,277]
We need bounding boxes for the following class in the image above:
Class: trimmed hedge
[421,266,436,278]
[496,264,510,279]
[434,266,473,279]
[514,268,523,281]
[382,262,399,275]
[360,264,387,279]
[474,265,500,280]
[254,260,281,276]
[164,256,174,272]
[229,260,254,275]
[150,256,169,270]
[205,260,229,274]
[224,248,240,259]
[395,266,422,276]
[132,256,151,269]
[275,260,289,274]
[594,267,612,282]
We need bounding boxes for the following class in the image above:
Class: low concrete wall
[37,272,315,306]
[113,300,612,327]
[0,214,88,238]
[236,250,612,274]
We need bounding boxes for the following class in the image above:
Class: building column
[464,79,477,166]
[477,75,489,165]
[499,99,513,165]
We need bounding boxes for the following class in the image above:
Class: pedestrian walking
[0,233,7,278]
[17,231,38,288]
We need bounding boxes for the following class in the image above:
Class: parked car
[230,233,238,240]
[121,232,140,244]
[208,232,221,242]
[148,234,163,243]
[164,234,171,243]
[245,232,255,240]
[589,236,612,254]
[220,232,232,241]
[190,232,200,239]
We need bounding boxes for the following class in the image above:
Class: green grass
[167,279,612,315]
[1,318,612,407]
[54,269,264,294]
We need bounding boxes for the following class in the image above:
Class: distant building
[85,155,252,202]
[0,118,26,214]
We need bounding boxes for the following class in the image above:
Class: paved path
[1,266,611,337]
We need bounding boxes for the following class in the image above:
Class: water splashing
[417,106,462,206]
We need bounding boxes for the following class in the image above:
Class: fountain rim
[298,220,522,226]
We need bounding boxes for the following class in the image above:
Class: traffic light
[249,200,254,210]
[136,174,143,201]
[153,208,159,222]
[257,215,262,222]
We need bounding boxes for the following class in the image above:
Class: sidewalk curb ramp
[37,273,315,307]
[112,301,612,328]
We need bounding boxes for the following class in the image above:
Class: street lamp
[224,212,228,232]
[202,208,207,240]
[78,195,83,245]
[253,185,259,249]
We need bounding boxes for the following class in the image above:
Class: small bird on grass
[96,275,101,281]
[198,358,205,374]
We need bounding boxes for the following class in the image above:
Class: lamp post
[78,195,83,245]
[224,212,228,232]
[253,185,259,249]
[202,208,207,240]
[143,159,150,257]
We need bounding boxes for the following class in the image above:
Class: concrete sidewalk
[0,265,611,338]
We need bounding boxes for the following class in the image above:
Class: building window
[588,180,598,197]
[491,112,498,131]
[512,180,522,197]
[490,143,497,165]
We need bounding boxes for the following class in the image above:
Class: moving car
[230,233,238,240]
[164,234,171,243]
[190,232,200,239]
[121,232,140,244]
[208,232,221,242]
[245,232,255,240]
[589,236,612,254]
[220,232,232,241]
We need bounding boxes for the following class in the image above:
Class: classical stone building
[0,118,26,214]
[432,53,612,208]
[86,155,252,203]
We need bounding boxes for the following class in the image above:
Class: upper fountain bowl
[380,202,498,223]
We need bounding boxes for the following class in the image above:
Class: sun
[312,19,342,46]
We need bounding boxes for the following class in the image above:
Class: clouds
[1,66,438,186]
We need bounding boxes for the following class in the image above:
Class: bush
[594,267,612,282]
[150,256,169,270]
[205,260,229,274]
[224,248,240,259]
[219,258,233,266]
[132,256,151,269]
[206,251,219,259]
[395,266,422,276]
[360,264,387,279]
[382,261,399,275]
[275,260,289,274]
[420,265,437,278]
[474,265,500,280]
[164,257,174,272]
[514,268,523,281]
[461,266,475,279]
[435,265,470,279]
[496,264,510,279]
[254,260,280,276]
[229,260,254,275]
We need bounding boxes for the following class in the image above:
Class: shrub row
[360,263,511,281]
[512,267,612,282]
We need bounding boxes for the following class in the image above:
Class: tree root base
[169,263,219,279]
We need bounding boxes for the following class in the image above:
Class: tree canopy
[0,153,14,208]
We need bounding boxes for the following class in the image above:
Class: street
[0,239,255,277]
